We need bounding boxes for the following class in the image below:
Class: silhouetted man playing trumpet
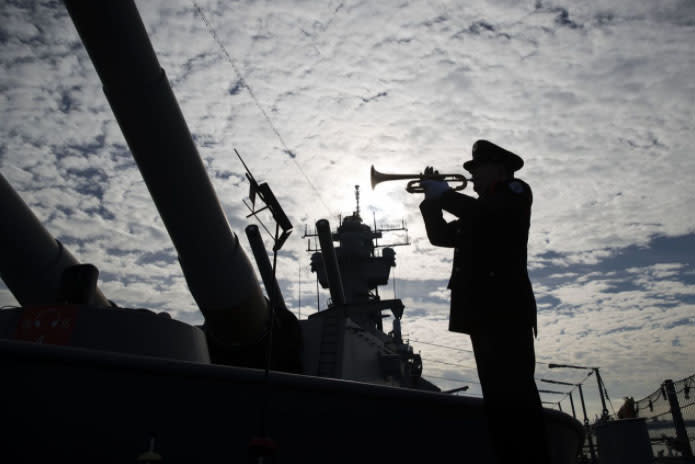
[420,140,549,464]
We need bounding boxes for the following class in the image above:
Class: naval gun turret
[0,172,210,362]
[0,0,301,370]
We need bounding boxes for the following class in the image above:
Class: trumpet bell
[370,165,379,190]
[371,165,412,190]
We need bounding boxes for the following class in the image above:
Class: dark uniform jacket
[419,178,537,335]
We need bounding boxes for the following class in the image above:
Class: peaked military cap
[463,140,524,172]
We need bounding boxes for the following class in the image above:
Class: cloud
[1,0,693,421]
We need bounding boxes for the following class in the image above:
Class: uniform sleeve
[439,189,478,219]
[419,197,458,247]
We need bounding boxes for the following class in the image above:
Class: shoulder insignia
[508,180,525,194]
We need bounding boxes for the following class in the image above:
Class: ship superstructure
[300,187,435,389]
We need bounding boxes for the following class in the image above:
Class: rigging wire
[421,375,484,396]
[424,356,569,385]
[555,369,611,422]
[600,375,617,415]
[410,338,474,353]
[418,341,600,394]
[424,359,598,403]
[421,358,477,370]
[410,337,553,366]
[192,1,332,214]
[557,370,595,405]
[422,373,481,385]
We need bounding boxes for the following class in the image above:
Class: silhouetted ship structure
[0,2,583,462]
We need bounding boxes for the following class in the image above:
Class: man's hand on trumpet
[421,166,451,200]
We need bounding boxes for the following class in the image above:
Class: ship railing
[634,374,695,460]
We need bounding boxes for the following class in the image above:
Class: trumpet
[370,165,470,193]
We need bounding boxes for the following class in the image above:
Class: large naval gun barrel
[63,1,269,347]
[316,219,346,306]
[0,172,110,307]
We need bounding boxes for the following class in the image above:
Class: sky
[1,0,694,420]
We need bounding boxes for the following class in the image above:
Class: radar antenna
[235,148,292,251]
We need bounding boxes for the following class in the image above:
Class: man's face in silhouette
[470,162,508,196]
